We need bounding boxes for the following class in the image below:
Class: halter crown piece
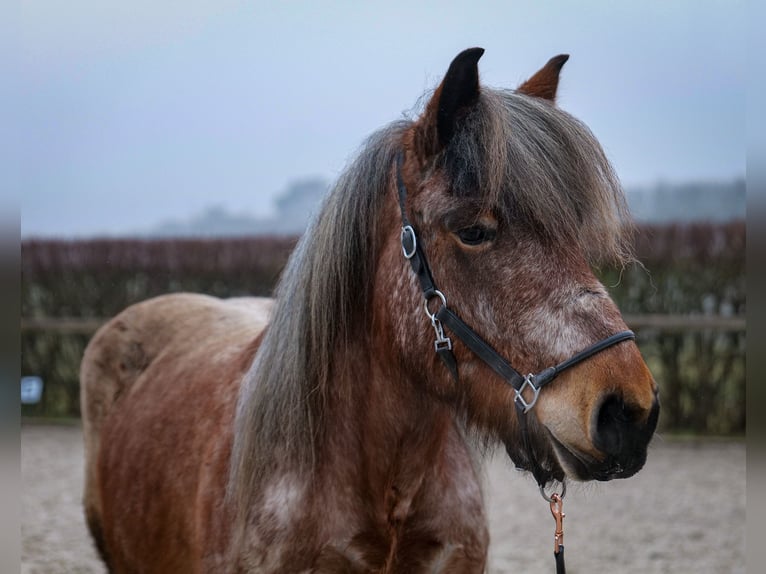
[395,151,636,486]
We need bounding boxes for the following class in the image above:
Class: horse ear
[412,47,484,158]
[436,47,485,146]
[517,54,569,101]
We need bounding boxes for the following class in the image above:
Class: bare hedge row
[21,222,745,434]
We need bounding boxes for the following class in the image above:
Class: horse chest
[236,466,486,573]
[318,471,487,572]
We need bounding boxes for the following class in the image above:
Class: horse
[81,48,659,572]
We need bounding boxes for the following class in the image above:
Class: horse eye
[456,226,496,246]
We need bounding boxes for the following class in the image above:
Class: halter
[395,151,635,487]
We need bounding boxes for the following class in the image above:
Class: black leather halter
[395,151,635,487]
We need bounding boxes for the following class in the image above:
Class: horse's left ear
[411,47,484,159]
[517,54,569,101]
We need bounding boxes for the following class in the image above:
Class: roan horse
[81,48,659,572]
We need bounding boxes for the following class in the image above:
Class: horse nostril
[594,394,633,456]
[590,392,659,478]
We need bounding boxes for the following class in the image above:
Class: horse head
[380,48,659,486]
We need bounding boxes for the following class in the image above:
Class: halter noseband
[395,151,635,487]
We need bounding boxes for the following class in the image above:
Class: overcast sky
[14,1,744,237]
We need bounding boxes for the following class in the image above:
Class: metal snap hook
[549,492,565,554]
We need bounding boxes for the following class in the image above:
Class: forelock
[439,88,634,264]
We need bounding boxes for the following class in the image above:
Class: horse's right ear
[410,48,484,160]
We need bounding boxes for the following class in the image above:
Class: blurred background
[16,2,746,572]
[19,0,745,435]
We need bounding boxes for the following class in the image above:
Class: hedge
[21,222,745,434]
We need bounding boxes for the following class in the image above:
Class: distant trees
[147,178,328,237]
[122,178,748,237]
[627,178,744,223]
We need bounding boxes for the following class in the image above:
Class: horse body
[82,294,488,572]
[82,49,659,572]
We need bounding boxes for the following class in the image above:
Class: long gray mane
[229,87,632,507]
[229,121,409,505]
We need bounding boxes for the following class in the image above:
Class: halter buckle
[401,225,417,259]
[515,373,541,413]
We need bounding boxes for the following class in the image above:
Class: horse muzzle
[548,391,660,481]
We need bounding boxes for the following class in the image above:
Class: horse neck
[321,343,454,499]
[310,189,453,492]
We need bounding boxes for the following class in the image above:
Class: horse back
[80,293,272,572]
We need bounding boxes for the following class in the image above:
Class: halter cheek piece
[395,151,635,488]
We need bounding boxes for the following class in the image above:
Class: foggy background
[14,3,749,572]
[16,1,744,238]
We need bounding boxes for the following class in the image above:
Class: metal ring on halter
[539,480,567,503]
[423,290,447,320]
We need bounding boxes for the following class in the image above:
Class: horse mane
[229,85,633,508]
[229,121,410,505]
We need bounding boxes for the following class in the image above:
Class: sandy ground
[21,424,745,573]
